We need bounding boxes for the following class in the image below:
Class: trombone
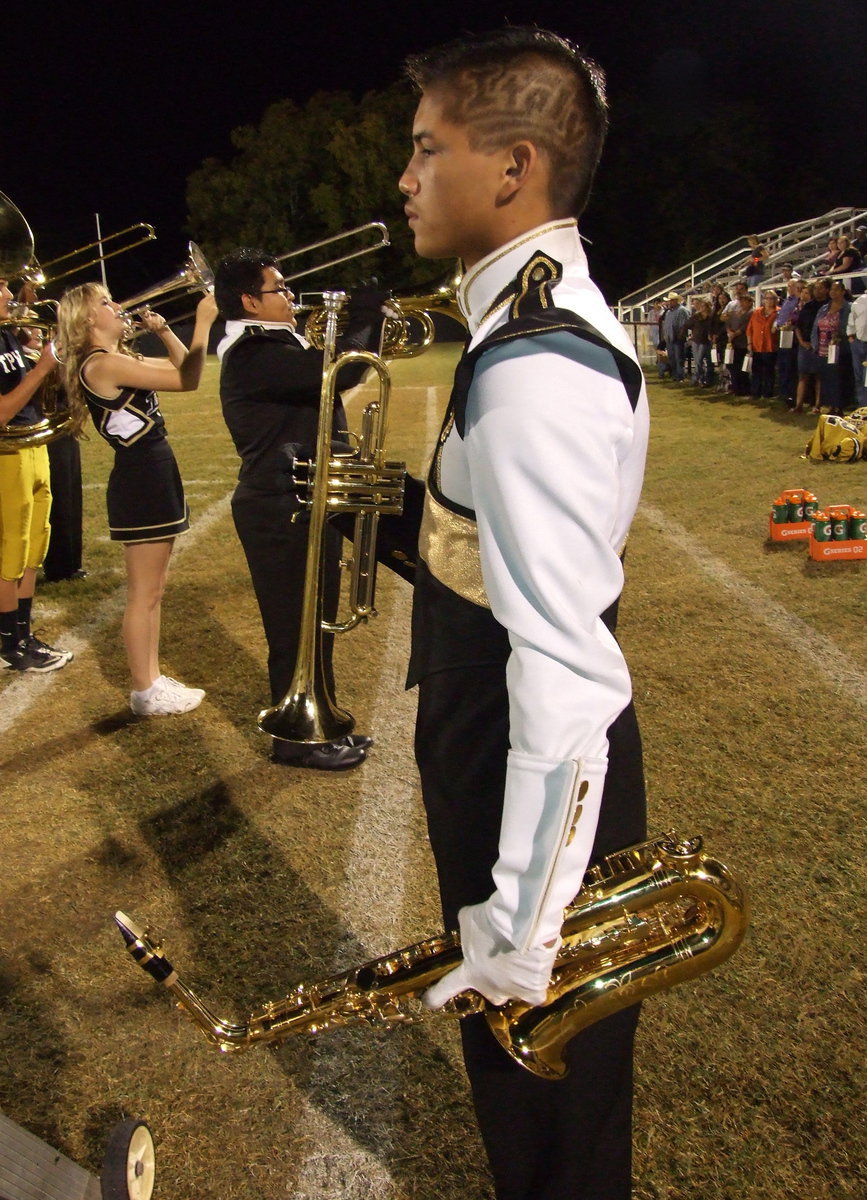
[277,221,390,283]
[120,241,214,336]
[26,222,156,287]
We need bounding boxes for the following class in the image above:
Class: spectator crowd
[649,224,867,415]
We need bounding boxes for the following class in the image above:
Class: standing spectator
[746,290,779,400]
[710,289,730,389]
[846,290,867,408]
[687,298,714,386]
[722,280,748,320]
[725,294,753,396]
[743,235,768,289]
[795,280,825,413]
[661,292,689,381]
[774,278,801,410]
[812,280,853,416]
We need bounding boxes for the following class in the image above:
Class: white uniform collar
[457,219,588,336]
[216,318,308,361]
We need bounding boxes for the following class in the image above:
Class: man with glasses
[214,249,388,769]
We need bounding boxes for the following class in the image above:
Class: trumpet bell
[257,678,355,744]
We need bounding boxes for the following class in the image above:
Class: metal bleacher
[616,206,867,361]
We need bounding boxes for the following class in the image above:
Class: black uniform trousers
[230,484,341,706]
[415,663,646,1200]
[42,435,83,581]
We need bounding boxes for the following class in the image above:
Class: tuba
[115,832,749,1080]
[0,192,69,448]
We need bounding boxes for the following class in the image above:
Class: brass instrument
[115,832,749,1080]
[277,221,391,284]
[0,196,65,448]
[26,222,156,287]
[121,241,214,335]
[257,290,404,742]
[302,263,466,358]
[0,190,37,278]
[1,188,155,287]
[0,190,156,447]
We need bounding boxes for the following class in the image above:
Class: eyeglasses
[258,285,291,296]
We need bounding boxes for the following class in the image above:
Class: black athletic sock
[17,596,33,642]
[1,609,19,653]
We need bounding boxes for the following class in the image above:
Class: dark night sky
[4,0,863,300]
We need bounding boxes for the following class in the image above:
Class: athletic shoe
[1,639,69,672]
[130,676,205,716]
[159,675,206,703]
[22,634,74,663]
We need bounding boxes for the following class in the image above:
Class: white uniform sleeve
[460,331,642,951]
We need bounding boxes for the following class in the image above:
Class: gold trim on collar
[460,219,576,324]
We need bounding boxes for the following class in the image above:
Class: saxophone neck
[115,912,252,1051]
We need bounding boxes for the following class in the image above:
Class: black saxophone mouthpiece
[114,910,177,986]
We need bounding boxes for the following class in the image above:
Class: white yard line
[638,503,867,711]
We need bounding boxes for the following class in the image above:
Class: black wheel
[101,1119,155,1200]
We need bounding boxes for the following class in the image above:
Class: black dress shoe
[271,740,366,771]
[338,733,374,750]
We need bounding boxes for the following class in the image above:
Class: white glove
[423,899,560,1009]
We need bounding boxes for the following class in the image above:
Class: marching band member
[56,285,218,715]
[0,275,71,671]
[397,28,649,1199]
[214,250,388,770]
[15,282,87,584]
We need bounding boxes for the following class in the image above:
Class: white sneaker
[130,675,205,716]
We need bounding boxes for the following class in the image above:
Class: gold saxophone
[115,833,748,1080]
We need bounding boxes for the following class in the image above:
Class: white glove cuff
[488,751,607,953]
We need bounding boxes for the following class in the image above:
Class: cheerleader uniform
[80,349,190,542]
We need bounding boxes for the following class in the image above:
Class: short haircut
[405,27,608,218]
[214,248,279,320]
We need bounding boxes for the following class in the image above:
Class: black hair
[214,248,279,320]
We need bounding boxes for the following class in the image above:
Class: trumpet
[114,833,749,1080]
[257,290,404,743]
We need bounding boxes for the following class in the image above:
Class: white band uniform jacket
[429,219,650,955]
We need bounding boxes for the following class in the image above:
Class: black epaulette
[450,252,643,439]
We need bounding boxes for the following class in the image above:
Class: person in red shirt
[746,289,780,400]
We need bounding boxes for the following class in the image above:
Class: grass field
[0,350,864,1199]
